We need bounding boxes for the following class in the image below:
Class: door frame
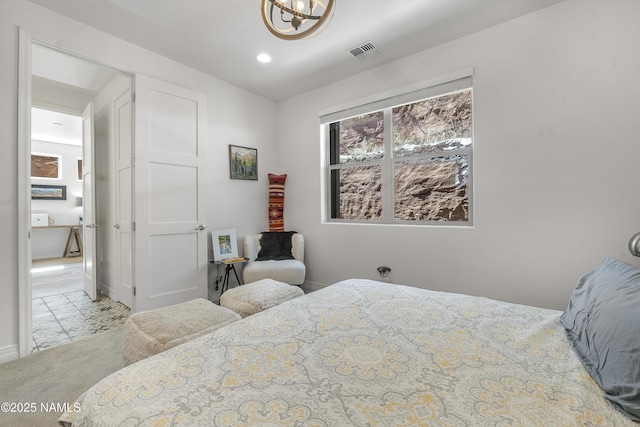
[113,90,134,309]
[82,102,98,301]
[17,28,134,357]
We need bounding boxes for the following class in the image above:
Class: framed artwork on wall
[31,153,61,179]
[211,228,238,261]
[31,184,67,200]
[229,145,258,180]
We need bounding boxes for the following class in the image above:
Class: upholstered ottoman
[220,278,304,318]
[123,298,240,365]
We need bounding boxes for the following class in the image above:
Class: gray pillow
[560,258,640,421]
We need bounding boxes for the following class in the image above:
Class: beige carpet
[0,327,124,427]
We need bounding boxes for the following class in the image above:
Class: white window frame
[320,70,474,226]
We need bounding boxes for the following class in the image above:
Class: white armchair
[243,233,306,285]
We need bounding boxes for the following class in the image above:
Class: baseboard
[0,344,20,364]
[97,281,113,298]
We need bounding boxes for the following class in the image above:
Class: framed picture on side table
[211,228,238,261]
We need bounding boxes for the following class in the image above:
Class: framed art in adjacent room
[229,145,258,180]
[31,153,61,179]
[31,184,67,200]
[211,228,238,261]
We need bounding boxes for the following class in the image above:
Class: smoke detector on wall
[348,41,383,63]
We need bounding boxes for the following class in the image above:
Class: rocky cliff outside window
[322,75,473,225]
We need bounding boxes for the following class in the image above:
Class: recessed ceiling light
[257,53,272,63]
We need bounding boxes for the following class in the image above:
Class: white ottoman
[123,298,240,365]
[243,259,306,285]
[220,279,304,318]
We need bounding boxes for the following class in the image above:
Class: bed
[60,259,640,426]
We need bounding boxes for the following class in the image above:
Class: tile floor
[31,290,130,353]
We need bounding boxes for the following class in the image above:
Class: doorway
[19,29,209,358]
[18,33,133,356]
[30,106,84,289]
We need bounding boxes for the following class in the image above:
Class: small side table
[32,225,83,258]
[213,258,247,295]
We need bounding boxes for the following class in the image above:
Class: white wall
[30,139,83,259]
[278,0,640,310]
[0,0,277,356]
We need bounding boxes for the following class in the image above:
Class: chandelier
[261,0,335,40]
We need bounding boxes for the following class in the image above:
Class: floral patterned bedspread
[61,279,634,426]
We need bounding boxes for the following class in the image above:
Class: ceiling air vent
[348,41,382,63]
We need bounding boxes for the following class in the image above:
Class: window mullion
[328,160,382,170]
[328,122,340,219]
[398,146,472,162]
[381,108,394,223]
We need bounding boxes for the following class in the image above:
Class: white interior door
[133,75,207,312]
[114,90,133,308]
[82,102,97,300]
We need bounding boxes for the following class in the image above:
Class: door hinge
[133,286,136,296]
[132,222,136,232]
[132,92,135,103]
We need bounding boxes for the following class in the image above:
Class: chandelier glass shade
[261,0,335,40]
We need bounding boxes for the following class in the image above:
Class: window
[323,76,473,225]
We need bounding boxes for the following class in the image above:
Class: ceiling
[31,43,122,143]
[26,0,565,102]
[31,107,82,146]
[32,43,121,94]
